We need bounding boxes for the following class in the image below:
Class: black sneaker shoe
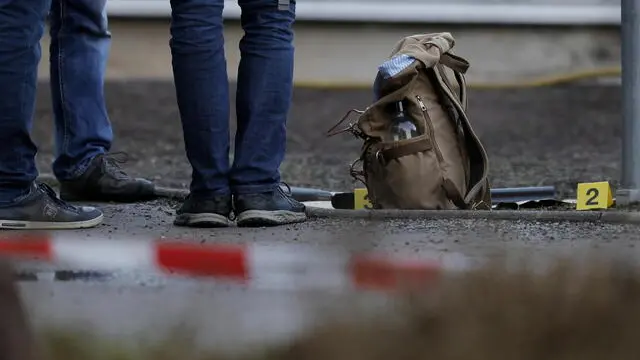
[234,185,307,227]
[0,183,103,230]
[59,152,156,203]
[174,194,233,228]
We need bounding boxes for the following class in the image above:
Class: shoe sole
[236,210,307,227]
[0,214,104,230]
[174,213,231,228]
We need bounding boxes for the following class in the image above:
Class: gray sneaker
[59,153,156,203]
[0,183,103,230]
[234,185,307,227]
[174,194,233,228]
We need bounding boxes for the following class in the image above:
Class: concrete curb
[37,174,640,225]
[306,207,640,225]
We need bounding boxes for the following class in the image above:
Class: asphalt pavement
[32,81,622,197]
[15,200,640,353]
[16,81,635,352]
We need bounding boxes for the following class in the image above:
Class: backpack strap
[432,64,490,208]
[438,53,468,110]
[440,53,470,74]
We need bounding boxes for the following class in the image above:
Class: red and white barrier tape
[0,234,467,292]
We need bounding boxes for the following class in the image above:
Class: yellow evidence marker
[576,181,614,210]
[354,188,373,209]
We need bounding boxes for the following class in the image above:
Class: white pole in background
[618,0,640,205]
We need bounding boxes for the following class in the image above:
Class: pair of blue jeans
[0,0,112,204]
[170,0,296,197]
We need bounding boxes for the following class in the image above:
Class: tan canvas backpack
[328,32,491,210]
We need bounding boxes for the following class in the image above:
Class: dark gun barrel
[288,186,557,208]
[490,186,556,203]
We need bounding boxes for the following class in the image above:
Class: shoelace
[37,183,77,211]
[277,182,302,207]
[278,182,293,196]
[101,152,130,179]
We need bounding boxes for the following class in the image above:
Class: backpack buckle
[374,150,388,166]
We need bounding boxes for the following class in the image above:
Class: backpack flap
[388,33,460,71]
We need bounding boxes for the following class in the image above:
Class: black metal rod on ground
[289,185,556,206]
[289,187,334,202]
[489,186,556,203]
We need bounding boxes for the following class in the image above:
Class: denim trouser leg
[170,0,231,197]
[0,0,51,204]
[231,0,295,195]
[49,0,113,181]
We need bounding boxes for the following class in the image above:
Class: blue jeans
[170,0,295,197]
[0,0,111,204]
[49,0,113,181]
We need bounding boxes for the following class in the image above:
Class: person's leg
[169,0,232,227]
[0,0,102,229]
[49,0,155,203]
[231,0,305,227]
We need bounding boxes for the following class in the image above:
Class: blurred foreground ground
[17,198,640,351]
[16,257,640,360]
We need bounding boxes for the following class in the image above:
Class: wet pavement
[16,81,635,351]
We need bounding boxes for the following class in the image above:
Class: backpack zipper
[416,95,444,163]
